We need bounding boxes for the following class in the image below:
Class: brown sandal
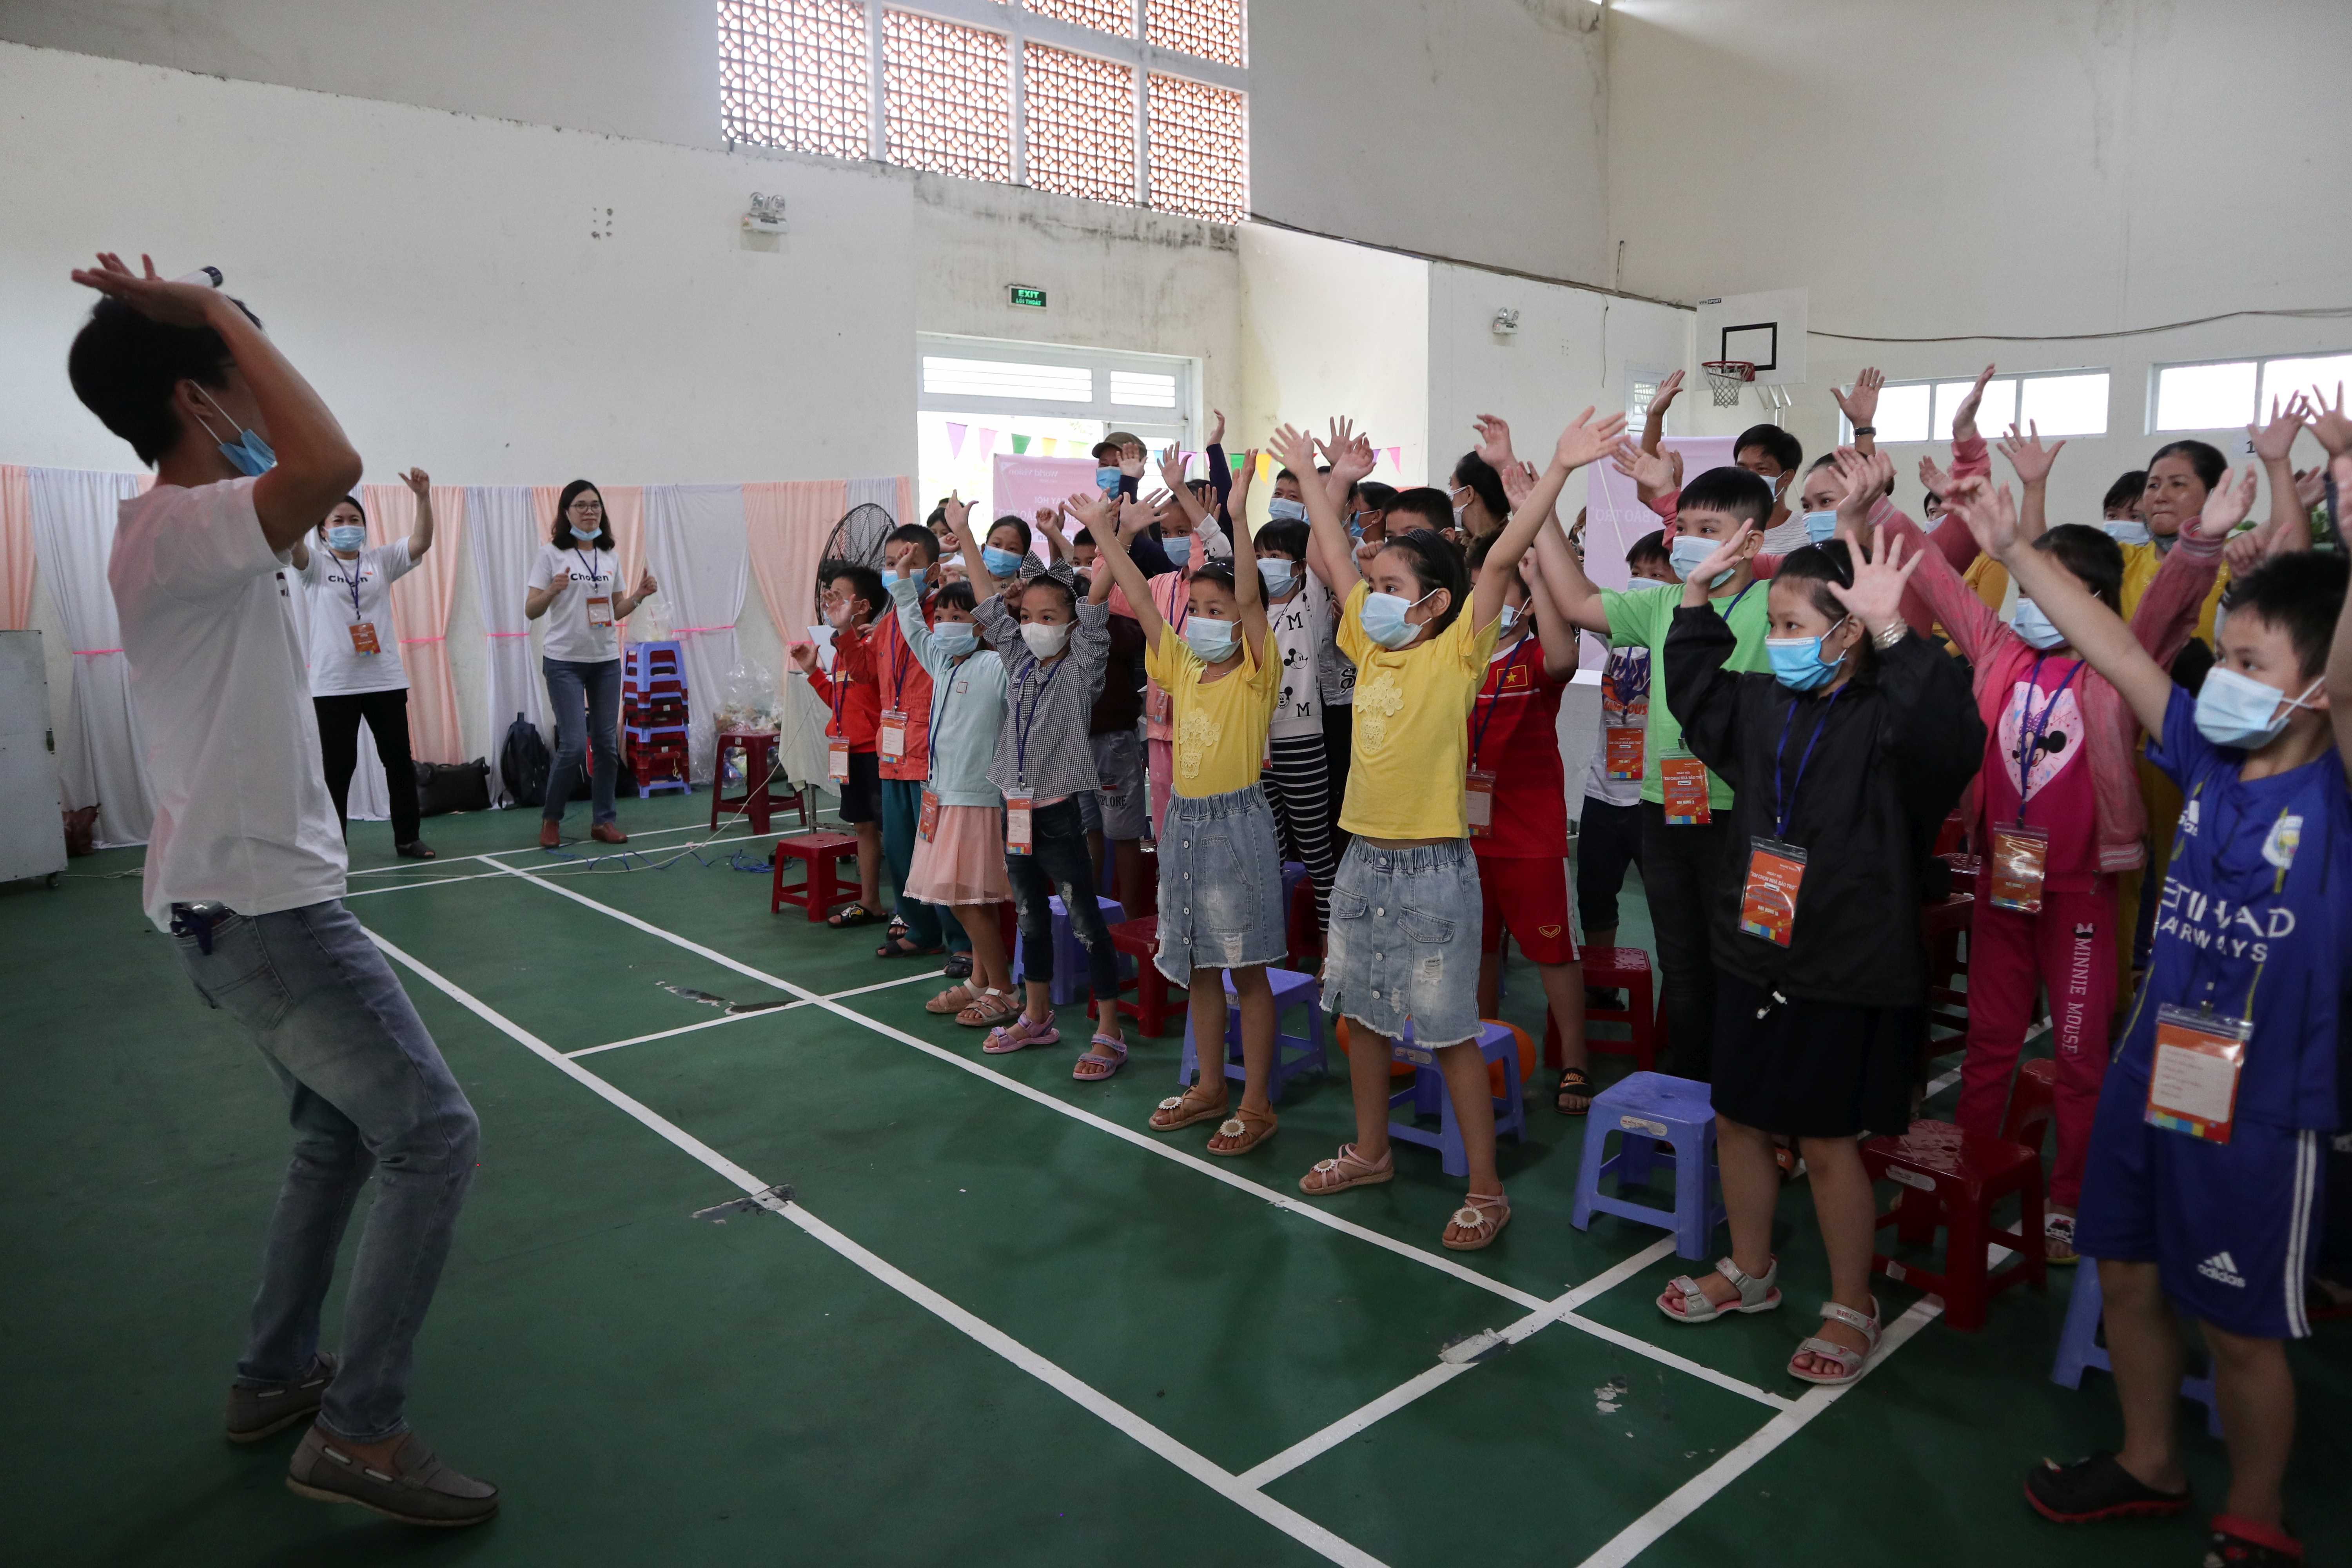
[1299,1142,1394,1196]
[926,982,976,1015]
[956,988,1020,1028]
[1207,1106,1277,1157]
[1150,1085,1228,1131]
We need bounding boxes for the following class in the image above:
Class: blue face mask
[1185,616,1239,662]
[1670,534,1733,591]
[1258,559,1298,599]
[2011,597,2067,650]
[1801,509,1839,546]
[1096,466,1122,495]
[570,524,601,543]
[324,524,367,553]
[1359,588,1436,650]
[1765,617,1850,691]
[1163,534,1193,568]
[880,568,903,591]
[194,388,275,476]
[1268,497,1308,523]
[1497,604,1521,635]
[982,545,1024,577]
[2194,667,2318,750]
[2104,519,2152,546]
[930,622,978,659]
[1347,512,1369,539]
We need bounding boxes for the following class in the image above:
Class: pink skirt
[905,803,1011,906]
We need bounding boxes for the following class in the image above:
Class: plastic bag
[632,598,672,642]
[710,658,782,736]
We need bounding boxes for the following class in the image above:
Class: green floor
[5,792,2348,1566]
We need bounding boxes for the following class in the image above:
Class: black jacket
[1664,604,1985,1007]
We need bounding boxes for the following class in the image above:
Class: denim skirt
[1321,837,1481,1047]
[1154,784,1288,982]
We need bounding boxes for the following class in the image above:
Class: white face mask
[1019,621,1071,658]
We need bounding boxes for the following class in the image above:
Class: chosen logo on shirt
[2198,1250,2247,1288]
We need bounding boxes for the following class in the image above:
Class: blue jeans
[173,900,480,1443]
[543,656,621,824]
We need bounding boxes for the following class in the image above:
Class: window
[717,0,1249,223]
[2259,354,2352,421]
[1841,370,2110,444]
[2154,352,2352,432]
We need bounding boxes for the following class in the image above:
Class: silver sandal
[1656,1255,1782,1323]
[1788,1298,1882,1386]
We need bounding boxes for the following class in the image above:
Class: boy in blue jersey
[1948,470,2351,1568]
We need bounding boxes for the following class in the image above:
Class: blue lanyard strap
[927,648,967,744]
[343,553,366,622]
[572,548,604,590]
[1011,656,1064,786]
[1772,686,1843,840]
[1471,635,1533,769]
[2014,654,2083,824]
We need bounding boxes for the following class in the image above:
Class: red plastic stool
[711,729,811,835]
[1939,852,1982,900]
[1286,875,1321,966]
[1861,1118,2047,1331]
[1554,947,1661,1073]
[770,830,859,922]
[1108,918,1183,1036]
[2002,1057,2058,1154]
[1922,892,1975,1038]
[1933,810,1967,858]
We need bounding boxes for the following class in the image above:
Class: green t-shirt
[1599,578,1772,809]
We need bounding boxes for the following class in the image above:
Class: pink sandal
[1071,1035,1127,1081]
[982,1013,1061,1054]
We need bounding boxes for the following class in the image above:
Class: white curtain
[844,475,902,524]
[466,485,548,807]
[643,483,748,784]
[281,567,393,821]
[29,466,156,846]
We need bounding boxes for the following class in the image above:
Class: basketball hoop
[1702,360,1755,408]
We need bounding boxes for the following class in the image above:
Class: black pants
[1321,702,1353,855]
[1639,801,1730,1082]
[314,690,422,846]
[1575,796,1645,936]
[1007,797,1120,1005]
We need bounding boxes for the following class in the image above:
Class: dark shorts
[1709,972,1918,1140]
[838,750,882,824]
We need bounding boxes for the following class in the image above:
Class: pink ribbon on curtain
[488,631,530,638]
[73,647,123,655]
[671,624,733,635]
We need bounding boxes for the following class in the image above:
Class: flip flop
[876,935,944,959]
[828,902,880,929]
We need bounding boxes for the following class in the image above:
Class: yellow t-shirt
[1336,580,1503,840]
[1144,624,1279,799]
[2119,540,2228,641]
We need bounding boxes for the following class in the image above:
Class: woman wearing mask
[1449,449,1512,541]
[525,479,657,848]
[289,470,438,859]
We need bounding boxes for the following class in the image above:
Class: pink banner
[991,454,1097,548]
[946,421,967,459]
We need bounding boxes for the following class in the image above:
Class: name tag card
[1005,793,1033,854]
[348,621,381,655]
[1660,750,1711,826]
[1738,838,1808,947]
[880,708,907,761]
[586,595,615,627]
[1988,824,2050,914]
[828,740,850,781]
[1465,769,1496,836]
[918,789,940,842]
[1604,724,1644,781]
[2145,1006,2251,1144]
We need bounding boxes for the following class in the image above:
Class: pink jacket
[1888,516,2223,873]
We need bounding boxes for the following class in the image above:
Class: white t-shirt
[1266,589,1324,739]
[528,541,621,663]
[108,477,348,932]
[300,540,416,696]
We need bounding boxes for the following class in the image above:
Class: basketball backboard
[1694,288,1808,387]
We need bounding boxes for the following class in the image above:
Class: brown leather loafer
[590,822,628,845]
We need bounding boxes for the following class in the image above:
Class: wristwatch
[1852,425,1877,437]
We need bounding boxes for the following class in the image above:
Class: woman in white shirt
[288,469,437,858]
[524,479,657,848]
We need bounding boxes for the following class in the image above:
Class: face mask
[1096,466,1122,495]
[982,545,1024,577]
[1360,588,1436,650]
[1020,621,1071,658]
[1766,617,1850,691]
[1451,502,1468,530]
[1801,510,1838,546]
[1347,512,1369,539]
[570,524,601,543]
[192,387,276,476]
[1185,616,1239,662]
[825,602,851,629]
[1259,559,1298,599]
[324,524,367,553]
[1163,533,1193,568]
[1670,534,1734,590]
[2194,668,2321,750]
[1497,604,1522,635]
[1268,497,1308,523]
[2011,597,2066,650]
[2104,519,2152,546]
[931,623,978,659]
[879,568,903,591]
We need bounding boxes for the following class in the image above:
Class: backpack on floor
[500,713,551,808]
[415,758,492,818]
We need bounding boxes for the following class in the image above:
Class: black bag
[415,758,492,818]
[500,712,551,807]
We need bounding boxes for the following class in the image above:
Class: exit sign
[1007,285,1047,309]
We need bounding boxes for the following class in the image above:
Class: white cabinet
[0,631,68,888]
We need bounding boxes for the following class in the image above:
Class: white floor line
[1553,1312,1792,1411]
[362,926,1388,1568]
[344,871,508,899]
[1925,1064,1964,1098]
[566,969,944,1058]
[482,857,1551,1312]
[344,822,801,892]
[1571,1294,1945,1568]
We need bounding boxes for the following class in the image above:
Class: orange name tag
[1988,824,2050,913]
[2145,1006,2250,1143]
[586,595,614,627]
[828,740,850,781]
[880,708,907,761]
[1660,750,1711,826]
[1005,792,1033,854]
[1465,768,1496,836]
[1739,838,1808,947]
[918,789,940,842]
[1604,724,1644,782]
[347,621,381,655]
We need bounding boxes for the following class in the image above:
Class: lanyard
[1771,686,1843,840]
[1160,571,1189,635]
[340,552,367,622]
[927,648,969,745]
[572,547,604,590]
[1470,635,1534,769]
[2013,654,2083,824]
[1724,581,1758,617]
[1011,656,1064,786]
[828,631,854,728]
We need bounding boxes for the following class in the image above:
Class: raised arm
[1271,423,1356,598]
[2250,394,2313,546]
[1516,547,1580,680]
[943,494,998,600]
[1072,493,1165,650]
[1830,367,1884,459]
[1640,370,1683,455]
[2329,451,2352,781]
[1205,407,1232,521]
[1535,454,1620,635]
[403,467,436,560]
[1473,408,1627,632]
[1997,422,2063,543]
[1229,486,1269,656]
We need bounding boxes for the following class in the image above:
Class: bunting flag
[1256,452,1275,483]
[946,422,967,459]
[1039,437,1058,456]
[1229,451,1245,474]
[1011,434,1031,455]
[972,427,998,458]
[1384,446,1402,474]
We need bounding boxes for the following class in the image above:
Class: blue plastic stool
[1382,1020,1526,1179]
[1177,966,1327,1101]
[1569,1071,1726,1261]
[2051,1263,2223,1437]
[1014,895,1128,1006]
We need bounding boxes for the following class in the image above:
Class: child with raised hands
[1854,447,2230,1261]
[1965,474,2352,1568]
[1246,516,1344,933]
[1073,489,1288,1155]
[1281,407,1626,1250]
[1651,523,1983,1385]
[944,498,1128,1077]
[793,562,888,926]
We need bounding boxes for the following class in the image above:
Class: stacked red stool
[1861,1118,2047,1330]
[622,641,690,798]
[1547,946,1663,1073]
[770,831,860,921]
[1107,918,1184,1036]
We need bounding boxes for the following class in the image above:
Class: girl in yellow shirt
[1076,491,1289,1156]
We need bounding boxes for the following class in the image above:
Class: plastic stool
[1107,918,1181,1035]
[1861,1119,2047,1331]
[2002,1057,2059,1154]
[1014,895,1127,1006]
[1560,947,1662,1073]
[770,831,860,921]
[1923,893,1975,1038]
[2052,1264,2223,1437]
[1176,966,1327,1102]
[1385,1020,1526,1178]
[1570,1071,1725,1260]
[711,728,811,834]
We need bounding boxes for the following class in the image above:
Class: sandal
[1657,1255,1782,1323]
[1441,1191,1510,1252]
[2022,1451,2191,1524]
[1206,1107,1277,1157]
[1553,1066,1593,1116]
[1299,1142,1394,1197]
[2044,1211,2080,1265]
[926,983,976,1015]
[827,902,880,929]
[1072,1035,1127,1081]
[982,1013,1061,1054]
[876,935,944,959]
[942,953,975,981]
[957,988,1020,1028]
[1151,1086,1229,1132]
[1787,1298,1881,1386]
[395,840,437,860]
[2204,1515,2305,1565]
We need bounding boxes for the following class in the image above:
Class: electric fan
[813,502,898,617]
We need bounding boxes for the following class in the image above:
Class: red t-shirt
[811,622,880,751]
[1466,633,1570,860]
[867,595,935,780]
[1979,654,2101,891]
